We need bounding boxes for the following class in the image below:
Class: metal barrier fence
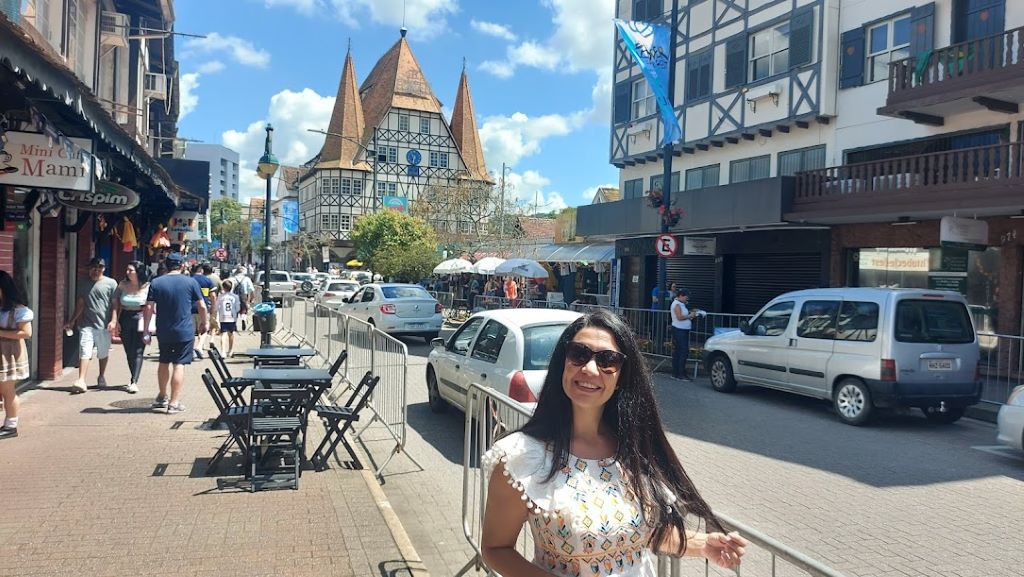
[275,298,419,478]
[459,384,850,577]
[978,332,1024,405]
[473,295,570,311]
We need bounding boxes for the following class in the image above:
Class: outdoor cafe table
[242,367,332,386]
[239,347,316,366]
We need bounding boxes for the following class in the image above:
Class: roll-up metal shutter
[728,254,821,314]
[666,255,716,311]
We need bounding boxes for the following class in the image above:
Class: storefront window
[853,246,999,332]
[6,188,36,379]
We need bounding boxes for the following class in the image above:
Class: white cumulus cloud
[196,60,225,74]
[183,33,271,68]
[179,73,200,120]
[265,0,318,14]
[221,88,336,202]
[480,111,585,170]
[329,0,457,39]
[479,60,515,79]
[470,19,517,41]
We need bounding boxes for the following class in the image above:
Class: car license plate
[408,322,425,328]
[927,359,953,371]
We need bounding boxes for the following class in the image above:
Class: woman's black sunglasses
[565,341,627,373]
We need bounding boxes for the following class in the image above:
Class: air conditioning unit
[114,110,129,124]
[144,72,167,100]
[100,11,129,48]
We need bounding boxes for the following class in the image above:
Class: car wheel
[708,355,736,393]
[922,406,965,424]
[833,378,873,426]
[423,332,439,344]
[426,369,448,413]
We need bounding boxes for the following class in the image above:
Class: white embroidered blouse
[482,432,660,577]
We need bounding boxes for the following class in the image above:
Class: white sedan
[426,308,581,413]
[314,279,361,314]
[996,385,1024,451]
[344,283,443,342]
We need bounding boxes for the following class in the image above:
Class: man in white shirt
[670,288,698,381]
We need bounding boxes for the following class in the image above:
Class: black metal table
[242,367,332,384]
[239,347,316,367]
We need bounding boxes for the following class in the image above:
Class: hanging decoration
[149,223,170,250]
[111,217,138,252]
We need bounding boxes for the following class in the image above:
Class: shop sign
[382,195,409,213]
[859,249,929,272]
[683,237,716,256]
[940,216,987,251]
[928,275,967,294]
[321,246,330,263]
[169,211,198,235]
[55,180,140,212]
[4,188,29,223]
[0,131,94,191]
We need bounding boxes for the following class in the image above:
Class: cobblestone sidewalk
[0,331,421,577]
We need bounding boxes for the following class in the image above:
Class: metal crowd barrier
[472,295,570,311]
[458,384,850,577]
[978,332,1024,405]
[274,298,419,478]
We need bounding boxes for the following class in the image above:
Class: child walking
[217,279,241,357]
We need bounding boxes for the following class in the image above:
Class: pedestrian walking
[0,270,32,440]
[216,278,240,357]
[107,261,150,394]
[65,257,118,394]
[503,276,518,303]
[191,264,216,359]
[231,266,255,333]
[204,263,222,337]
[670,288,699,381]
[143,253,207,414]
[480,309,746,575]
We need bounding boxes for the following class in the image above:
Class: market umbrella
[433,258,474,274]
[472,257,505,275]
[346,259,363,267]
[494,258,549,278]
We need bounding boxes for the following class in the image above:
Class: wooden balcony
[789,143,1024,223]
[878,26,1024,125]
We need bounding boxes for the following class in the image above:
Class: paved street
[364,326,1024,577]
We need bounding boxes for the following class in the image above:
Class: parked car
[344,283,443,341]
[426,309,582,414]
[702,288,981,426]
[254,270,296,306]
[315,279,361,314]
[291,272,317,297]
[996,385,1024,451]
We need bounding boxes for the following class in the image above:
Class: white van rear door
[892,296,978,386]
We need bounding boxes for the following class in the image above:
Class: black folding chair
[248,387,307,491]
[202,370,255,474]
[310,371,380,471]
[326,349,348,378]
[208,345,253,407]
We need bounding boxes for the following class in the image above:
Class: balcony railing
[794,142,1023,201]
[887,26,1024,106]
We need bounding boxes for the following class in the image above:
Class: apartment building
[183,143,239,201]
[580,0,1022,336]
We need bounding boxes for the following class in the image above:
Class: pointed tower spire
[450,66,491,183]
[318,44,368,170]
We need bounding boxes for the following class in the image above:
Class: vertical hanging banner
[615,19,681,145]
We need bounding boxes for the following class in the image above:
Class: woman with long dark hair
[481,309,746,576]
[107,261,150,394]
[0,270,33,439]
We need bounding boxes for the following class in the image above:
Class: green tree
[351,211,437,272]
[210,197,243,238]
[373,241,441,282]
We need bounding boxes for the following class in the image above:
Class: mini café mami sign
[0,131,139,212]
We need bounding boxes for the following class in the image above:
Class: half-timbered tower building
[297,29,493,261]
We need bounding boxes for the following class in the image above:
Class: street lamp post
[257,124,280,346]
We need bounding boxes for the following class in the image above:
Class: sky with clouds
[174,0,618,212]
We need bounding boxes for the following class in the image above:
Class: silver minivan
[702,288,981,426]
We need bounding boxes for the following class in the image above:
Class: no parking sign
[654,234,677,258]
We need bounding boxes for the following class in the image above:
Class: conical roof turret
[318,46,369,170]
[450,66,491,183]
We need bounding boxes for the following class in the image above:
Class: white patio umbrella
[494,258,549,278]
[472,257,505,275]
[433,258,474,275]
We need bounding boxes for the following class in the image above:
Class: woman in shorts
[217,279,241,357]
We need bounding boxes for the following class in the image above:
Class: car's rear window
[381,286,432,299]
[328,282,358,291]
[522,324,569,371]
[895,299,974,344]
[270,273,289,282]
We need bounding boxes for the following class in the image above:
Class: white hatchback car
[426,309,582,413]
[314,279,361,313]
[996,385,1024,451]
[344,283,443,342]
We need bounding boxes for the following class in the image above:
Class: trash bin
[252,301,277,334]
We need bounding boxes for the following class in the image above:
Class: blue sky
[174,0,619,211]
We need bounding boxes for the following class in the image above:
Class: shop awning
[527,243,615,264]
[0,13,179,205]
